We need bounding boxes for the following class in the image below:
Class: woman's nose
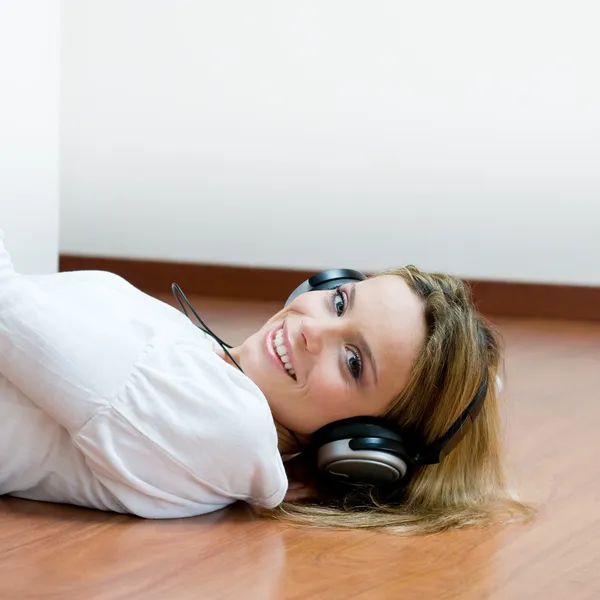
[300,319,335,355]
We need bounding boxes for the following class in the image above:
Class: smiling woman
[0,229,532,534]
[252,267,535,534]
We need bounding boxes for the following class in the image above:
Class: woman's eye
[346,348,363,380]
[332,289,346,316]
[330,289,362,381]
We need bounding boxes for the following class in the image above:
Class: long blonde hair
[264,266,534,534]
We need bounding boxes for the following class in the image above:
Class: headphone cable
[171,283,243,371]
[171,283,304,452]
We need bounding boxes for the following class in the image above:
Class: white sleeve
[72,339,288,518]
[0,229,148,432]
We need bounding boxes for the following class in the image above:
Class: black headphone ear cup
[316,441,409,485]
[285,269,367,306]
[310,418,415,486]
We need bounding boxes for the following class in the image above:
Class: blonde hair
[263,266,534,535]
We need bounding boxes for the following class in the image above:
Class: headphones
[172,268,488,489]
[284,268,489,488]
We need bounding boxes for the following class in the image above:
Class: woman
[0,229,531,533]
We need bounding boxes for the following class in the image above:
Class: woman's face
[230,275,427,436]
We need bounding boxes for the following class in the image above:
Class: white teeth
[272,327,295,379]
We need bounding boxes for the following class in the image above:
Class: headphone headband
[285,268,367,307]
[413,373,489,465]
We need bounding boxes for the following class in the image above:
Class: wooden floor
[1,295,599,600]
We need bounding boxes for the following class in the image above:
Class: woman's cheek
[308,370,349,413]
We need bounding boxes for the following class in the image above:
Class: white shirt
[0,230,288,518]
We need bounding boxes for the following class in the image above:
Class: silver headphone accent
[317,439,408,484]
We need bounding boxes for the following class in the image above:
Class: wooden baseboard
[58,255,600,321]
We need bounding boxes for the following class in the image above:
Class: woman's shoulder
[117,335,287,501]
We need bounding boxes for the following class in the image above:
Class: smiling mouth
[272,327,296,380]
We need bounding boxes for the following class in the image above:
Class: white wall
[0,0,60,274]
[61,1,600,285]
